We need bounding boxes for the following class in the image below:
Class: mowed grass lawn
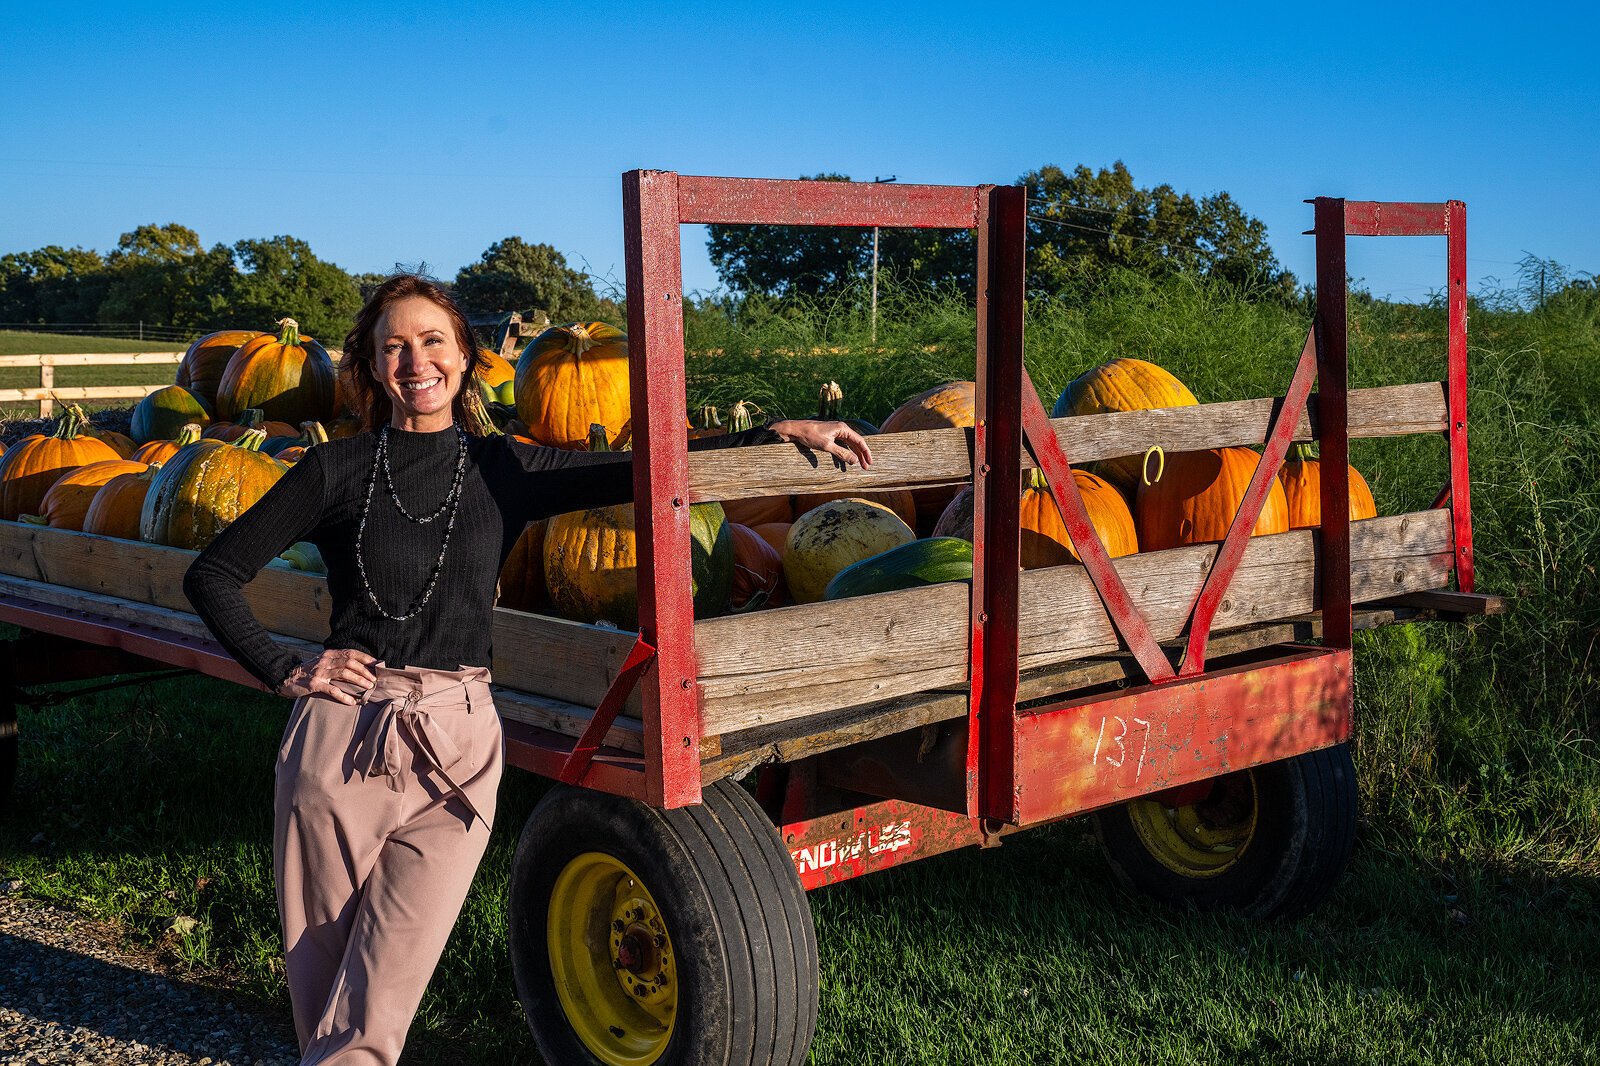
[2,279,1598,1064]
[0,331,181,419]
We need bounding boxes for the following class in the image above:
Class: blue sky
[5,2,1596,308]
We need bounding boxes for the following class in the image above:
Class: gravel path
[0,889,298,1065]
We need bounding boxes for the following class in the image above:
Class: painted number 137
[1092,715,1152,781]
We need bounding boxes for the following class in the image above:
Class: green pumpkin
[823,537,974,601]
[139,429,285,550]
[130,385,212,445]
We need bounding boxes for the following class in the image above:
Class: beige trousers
[273,664,502,1066]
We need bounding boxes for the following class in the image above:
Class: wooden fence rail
[0,351,185,417]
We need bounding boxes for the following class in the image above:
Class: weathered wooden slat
[0,352,185,368]
[694,510,1454,735]
[0,571,645,754]
[0,523,640,713]
[700,606,1416,783]
[687,381,1447,502]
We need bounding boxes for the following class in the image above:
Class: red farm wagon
[0,175,1500,1066]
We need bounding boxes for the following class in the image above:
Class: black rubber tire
[0,693,15,806]
[1090,743,1358,921]
[509,780,819,1066]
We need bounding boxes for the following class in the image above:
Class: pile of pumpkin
[0,313,1375,632]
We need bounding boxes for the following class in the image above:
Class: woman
[183,274,871,1065]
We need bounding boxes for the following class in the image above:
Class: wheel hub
[1127,770,1259,878]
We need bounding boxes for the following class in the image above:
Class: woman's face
[372,296,468,432]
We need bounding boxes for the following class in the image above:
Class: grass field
[2,278,1597,1064]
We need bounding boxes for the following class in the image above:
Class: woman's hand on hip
[277,649,379,704]
[768,419,874,469]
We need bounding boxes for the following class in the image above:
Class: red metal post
[623,169,703,808]
[1445,200,1475,592]
[1315,198,1354,651]
[1341,201,1449,237]
[1179,331,1319,676]
[968,184,1026,820]
[1019,375,1175,686]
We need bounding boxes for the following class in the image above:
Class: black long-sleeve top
[182,423,780,691]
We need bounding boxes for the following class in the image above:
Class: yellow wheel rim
[548,852,677,1065]
[1127,771,1258,878]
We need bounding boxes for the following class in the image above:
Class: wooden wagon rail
[0,351,185,417]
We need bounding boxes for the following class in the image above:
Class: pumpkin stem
[586,422,611,452]
[695,405,722,433]
[300,421,330,447]
[817,381,844,420]
[20,514,47,526]
[238,409,265,430]
[53,402,93,440]
[729,400,757,434]
[175,423,203,447]
[276,317,301,348]
[231,428,268,452]
[567,323,596,358]
[1289,441,1319,463]
[1025,467,1050,493]
[461,390,503,436]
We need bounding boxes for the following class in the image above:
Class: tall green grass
[2,275,1597,1063]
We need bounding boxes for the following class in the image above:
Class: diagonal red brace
[558,634,658,786]
[1178,329,1319,677]
[1019,369,1175,685]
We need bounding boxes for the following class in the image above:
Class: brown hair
[340,274,492,433]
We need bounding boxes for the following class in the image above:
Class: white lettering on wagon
[790,820,914,876]
[1092,715,1152,781]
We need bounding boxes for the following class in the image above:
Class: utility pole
[871,175,897,344]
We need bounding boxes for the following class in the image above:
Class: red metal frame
[0,182,1478,895]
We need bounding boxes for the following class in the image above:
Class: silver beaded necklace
[354,424,470,621]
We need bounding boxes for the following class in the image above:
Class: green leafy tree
[98,223,220,328]
[454,238,613,324]
[212,236,363,342]
[1023,162,1294,297]
[0,246,111,324]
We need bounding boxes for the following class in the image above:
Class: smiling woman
[179,273,873,1065]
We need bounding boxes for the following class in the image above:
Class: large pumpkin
[783,498,916,604]
[793,487,917,530]
[751,522,792,557]
[216,318,338,425]
[933,467,1138,567]
[1278,443,1378,529]
[515,322,630,449]
[84,425,138,458]
[497,520,549,613]
[23,459,148,530]
[133,423,204,466]
[140,429,286,550]
[542,424,733,628]
[1135,447,1289,553]
[176,329,264,411]
[878,381,976,530]
[84,466,162,540]
[729,522,785,610]
[0,405,121,521]
[131,385,212,444]
[1053,358,1198,491]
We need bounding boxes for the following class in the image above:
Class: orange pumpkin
[0,405,121,521]
[176,329,265,411]
[1053,358,1198,491]
[274,422,330,465]
[515,322,630,449]
[206,409,298,442]
[476,347,516,389]
[879,381,976,530]
[751,522,791,557]
[729,523,786,610]
[497,520,549,613]
[216,318,339,425]
[933,468,1138,567]
[140,429,287,550]
[725,496,795,527]
[1135,447,1289,552]
[23,459,148,530]
[84,425,138,458]
[1277,443,1378,529]
[84,466,162,540]
[132,423,204,465]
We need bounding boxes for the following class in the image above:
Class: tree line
[0,162,1302,341]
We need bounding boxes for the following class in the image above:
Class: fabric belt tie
[351,684,484,827]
